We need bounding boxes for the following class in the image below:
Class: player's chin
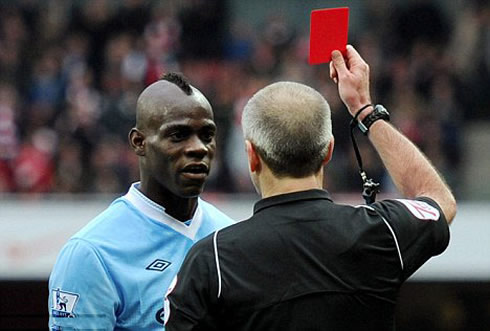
[178,173,209,195]
[178,181,206,198]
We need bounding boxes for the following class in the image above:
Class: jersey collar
[254,189,333,214]
[122,182,203,240]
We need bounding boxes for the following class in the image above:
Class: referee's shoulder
[331,200,380,215]
[206,215,255,244]
[188,230,219,259]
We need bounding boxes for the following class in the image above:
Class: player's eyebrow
[160,122,216,133]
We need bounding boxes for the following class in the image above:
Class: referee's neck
[260,171,324,199]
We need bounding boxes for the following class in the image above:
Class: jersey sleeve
[165,234,219,331]
[371,197,450,280]
[48,238,119,330]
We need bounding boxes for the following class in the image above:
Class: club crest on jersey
[51,288,79,318]
[396,199,440,221]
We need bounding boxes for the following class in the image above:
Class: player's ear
[245,140,261,173]
[322,138,335,165]
[129,128,146,156]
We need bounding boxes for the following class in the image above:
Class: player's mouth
[181,163,209,180]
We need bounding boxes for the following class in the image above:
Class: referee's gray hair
[242,81,333,178]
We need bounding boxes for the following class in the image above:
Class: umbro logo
[146,259,171,272]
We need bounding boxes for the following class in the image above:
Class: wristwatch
[357,104,390,135]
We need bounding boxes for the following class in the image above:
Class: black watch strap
[358,104,390,135]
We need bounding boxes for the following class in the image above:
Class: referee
[164,45,456,330]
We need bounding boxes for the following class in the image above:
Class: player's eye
[200,130,215,143]
[169,130,189,142]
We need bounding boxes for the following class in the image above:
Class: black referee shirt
[165,189,449,331]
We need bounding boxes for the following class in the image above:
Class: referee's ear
[322,138,335,166]
[245,140,261,173]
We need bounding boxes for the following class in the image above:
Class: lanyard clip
[360,171,380,204]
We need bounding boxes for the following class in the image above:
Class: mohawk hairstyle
[161,72,193,95]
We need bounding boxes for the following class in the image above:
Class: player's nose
[185,135,208,158]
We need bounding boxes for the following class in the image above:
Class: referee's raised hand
[330,45,456,223]
[330,45,372,118]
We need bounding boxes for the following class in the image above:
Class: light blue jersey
[48,183,234,330]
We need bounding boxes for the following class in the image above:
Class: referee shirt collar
[254,189,333,214]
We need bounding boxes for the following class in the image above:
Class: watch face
[374,105,390,118]
[375,105,388,114]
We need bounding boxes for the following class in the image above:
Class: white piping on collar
[122,182,203,240]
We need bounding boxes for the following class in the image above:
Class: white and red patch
[396,199,440,221]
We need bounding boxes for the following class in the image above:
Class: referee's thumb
[331,50,347,76]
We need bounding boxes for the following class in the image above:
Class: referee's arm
[165,235,219,330]
[367,120,456,223]
[330,46,456,223]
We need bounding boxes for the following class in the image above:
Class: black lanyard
[349,106,380,204]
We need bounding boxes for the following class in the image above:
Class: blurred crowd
[0,0,489,196]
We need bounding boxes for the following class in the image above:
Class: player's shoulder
[71,196,132,242]
[54,236,100,265]
[50,237,107,285]
[198,198,235,225]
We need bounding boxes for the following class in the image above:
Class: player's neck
[138,180,198,222]
[163,198,198,222]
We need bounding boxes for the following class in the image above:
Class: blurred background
[0,0,489,329]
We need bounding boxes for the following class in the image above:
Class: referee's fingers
[345,45,369,70]
[331,50,348,78]
[329,61,338,84]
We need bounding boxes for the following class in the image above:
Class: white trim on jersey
[358,205,404,270]
[213,230,223,298]
[123,182,203,240]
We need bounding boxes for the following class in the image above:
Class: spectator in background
[142,16,180,86]
[178,0,227,61]
[68,0,116,87]
[0,6,30,92]
[13,128,57,193]
[52,137,83,193]
[0,83,19,191]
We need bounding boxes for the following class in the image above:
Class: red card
[309,7,349,65]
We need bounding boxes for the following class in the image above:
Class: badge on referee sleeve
[396,199,441,221]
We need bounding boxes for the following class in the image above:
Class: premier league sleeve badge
[51,288,80,318]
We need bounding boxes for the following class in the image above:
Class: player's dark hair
[161,72,193,95]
